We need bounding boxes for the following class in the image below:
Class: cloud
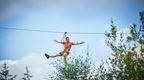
[26,0,132,10]
[0,0,28,22]
[1,0,141,22]
[0,52,106,80]
[0,53,57,80]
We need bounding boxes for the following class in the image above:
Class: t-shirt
[64,42,73,50]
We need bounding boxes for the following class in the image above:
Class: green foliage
[48,52,94,80]
[101,11,144,80]
[48,11,144,80]
[0,62,17,80]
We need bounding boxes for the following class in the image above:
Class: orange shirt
[64,42,73,50]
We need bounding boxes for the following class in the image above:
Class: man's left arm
[72,41,85,45]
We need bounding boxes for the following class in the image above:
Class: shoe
[45,53,50,59]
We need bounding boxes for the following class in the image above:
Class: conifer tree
[0,62,17,80]
[22,66,32,80]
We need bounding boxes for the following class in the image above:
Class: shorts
[59,49,70,56]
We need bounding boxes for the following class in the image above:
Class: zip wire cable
[0,27,63,33]
[0,27,137,35]
[0,27,106,34]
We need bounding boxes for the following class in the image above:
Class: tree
[48,51,94,80]
[95,11,144,80]
[21,66,32,80]
[0,62,17,80]
[48,11,144,80]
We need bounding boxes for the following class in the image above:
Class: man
[45,37,84,64]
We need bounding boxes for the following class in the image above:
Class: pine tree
[22,66,32,80]
[0,62,17,80]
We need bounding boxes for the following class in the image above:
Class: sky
[0,0,144,80]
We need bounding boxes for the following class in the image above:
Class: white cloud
[0,53,57,80]
[0,0,28,21]
[0,0,136,21]
[0,52,107,80]
[27,0,132,10]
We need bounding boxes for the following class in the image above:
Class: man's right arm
[54,40,64,44]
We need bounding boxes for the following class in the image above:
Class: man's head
[66,37,70,42]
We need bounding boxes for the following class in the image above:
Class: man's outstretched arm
[54,40,64,44]
[72,41,85,45]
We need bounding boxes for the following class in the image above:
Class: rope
[61,32,67,42]
[0,27,140,35]
[0,27,63,33]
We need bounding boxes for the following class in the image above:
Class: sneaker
[45,53,50,59]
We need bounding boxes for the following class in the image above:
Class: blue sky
[0,0,144,61]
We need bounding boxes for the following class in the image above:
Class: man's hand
[80,41,85,44]
[54,40,58,42]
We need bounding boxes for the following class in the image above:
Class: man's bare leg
[64,56,67,65]
[63,52,69,66]
[49,53,62,58]
[45,51,64,59]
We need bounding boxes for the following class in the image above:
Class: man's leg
[49,51,64,58]
[49,53,61,58]
[63,52,69,65]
